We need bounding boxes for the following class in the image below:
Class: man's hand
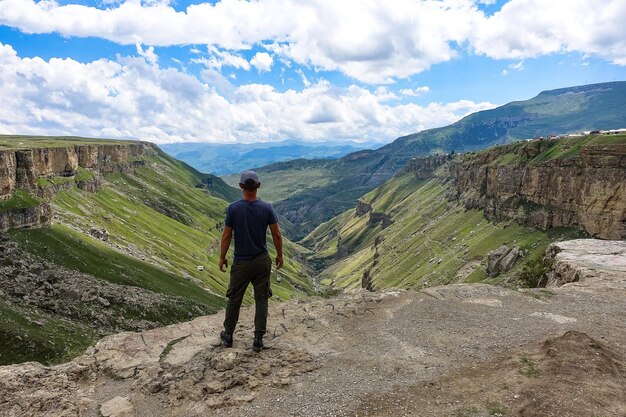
[269,223,284,270]
[219,226,233,273]
[219,257,228,272]
[275,255,284,270]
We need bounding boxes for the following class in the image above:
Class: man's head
[239,170,261,192]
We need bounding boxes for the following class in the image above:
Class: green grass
[10,224,225,308]
[75,167,95,182]
[307,173,584,291]
[0,298,98,365]
[519,356,539,377]
[0,189,42,212]
[238,82,626,241]
[44,148,313,302]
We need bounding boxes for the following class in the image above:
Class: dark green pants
[223,252,272,337]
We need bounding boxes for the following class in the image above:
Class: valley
[0,83,625,417]
[224,81,626,240]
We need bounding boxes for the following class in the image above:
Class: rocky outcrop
[403,154,451,179]
[543,239,626,288]
[0,151,16,199]
[486,245,524,276]
[76,177,101,193]
[0,203,51,232]
[0,142,156,199]
[368,211,394,229]
[449,141,626,239]
[355,199,372,216]
[0,239,216,333]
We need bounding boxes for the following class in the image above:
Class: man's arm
[219,226,233,272]
[269,223,284,269]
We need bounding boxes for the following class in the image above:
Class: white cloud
[509,61,524,71]
[400,86,430,97]
[295,68,311,87]
[250,52,273,72]
[135,43,158,65]
[193,47,251,71]
[2,0,624,84]
[501,69,508,76]
[470,0,626,65]
[0,42,495,144]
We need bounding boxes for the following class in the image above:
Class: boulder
[487,245,524,276]
[100,396,136,417]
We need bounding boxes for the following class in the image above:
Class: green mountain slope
[234,81,626,239]
[304,173,584,291]
[0,137,313,365]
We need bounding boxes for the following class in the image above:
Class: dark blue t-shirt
[225,199,278,260]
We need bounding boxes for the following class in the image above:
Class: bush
[517,252,549,287]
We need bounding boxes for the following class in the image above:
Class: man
[218,170,283,352]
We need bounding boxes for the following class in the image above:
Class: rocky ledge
[544,239,626,288]
[0,203,51,233]
[0,240,624,417]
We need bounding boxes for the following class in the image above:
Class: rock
[369,211,394,229]
[0,203,52,233]
[544,239,626,288]
[88,228,109,241]
[196,265,204,271]
[403,154,452,179]
[487,245,524,276]
[451,141,626,239]
[100,396,136,417]
[355,199,372,217]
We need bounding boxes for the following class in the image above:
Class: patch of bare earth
[355,330,626,417]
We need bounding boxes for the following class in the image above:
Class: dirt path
[1,281,625,417]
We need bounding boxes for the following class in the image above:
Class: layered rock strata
[0,142,155,199]
[452,141,626,239]
[403,154,451,179]
[0,203,52,232]
[0,142,156,231]
[405,140,626,239]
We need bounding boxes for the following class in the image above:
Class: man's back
[225,199,278,261]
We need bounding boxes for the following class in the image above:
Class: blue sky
[0,0,625,144]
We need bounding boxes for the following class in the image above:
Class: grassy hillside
[237,81,626,240]
[304,173,585,291]
[1,138,314,365]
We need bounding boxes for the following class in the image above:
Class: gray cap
[240,170,260,185]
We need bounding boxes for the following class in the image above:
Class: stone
[88,228,109,241]
[544,239,626,288]
[100,396,136,417]
[355,199,372,217]
[487,245,524,277]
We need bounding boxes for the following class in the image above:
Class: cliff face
[403,154,451,179]
[0,142,156,232]
[0,142,155,199]
[405,138,626,239]
[0,203,52,232]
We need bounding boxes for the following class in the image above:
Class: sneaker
[253,336,263,352]
[220,331,233,348]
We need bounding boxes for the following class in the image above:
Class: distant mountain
[241,81,626,240]
[161,140,380,175]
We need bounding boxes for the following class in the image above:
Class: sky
[0,0,625,145]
